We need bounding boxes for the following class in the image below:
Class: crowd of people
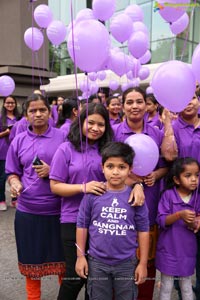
[0,83,200,300]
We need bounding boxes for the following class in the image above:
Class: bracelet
[75,243,87,257]
[80,183,86,193]
[132,182,144,190]
[7,175,19,185]
[175,212,181,219]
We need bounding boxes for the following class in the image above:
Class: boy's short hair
[101,142,135,167]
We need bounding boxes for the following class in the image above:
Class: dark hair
[101,142,135,167]
[56,98,78,128]
[1,96,20,129]
[24,93,51,113]
[165,157,200,190]
[68,103,114,152]
[122,87,146,104]
[88,94,102,103]
[106,95,120,107]
[146,93,158,105]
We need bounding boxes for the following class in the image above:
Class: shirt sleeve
[49,143,70,182]
[134,202,149,232]
[5,139,23,177]
[76,194,92,228]
[157,190,172,229]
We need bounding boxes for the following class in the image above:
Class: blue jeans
[0,160,6,202]
[87,255,138,300]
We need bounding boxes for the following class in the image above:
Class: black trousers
[57,223,89,300]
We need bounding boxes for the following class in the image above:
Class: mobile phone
[32,156,43,166]
[7,124,13,129]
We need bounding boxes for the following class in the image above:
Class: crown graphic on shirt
[111,197,119,207]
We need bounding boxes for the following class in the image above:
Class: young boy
[75,142,149,300]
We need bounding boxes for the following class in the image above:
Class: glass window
[193,8,200,43]
[140,2,152,37]
[151,39,174,63]
[136,0,152,4]
[151,7,172,41]
[116,0,130,12]
[175,38,193,63]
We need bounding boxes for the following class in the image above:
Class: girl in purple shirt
[50,103,144,300]
[106,95,122,126]
[156,157,200,300]
[0,96,20,210]
[6,93,66,300]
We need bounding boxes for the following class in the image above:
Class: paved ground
[0,186,193,299]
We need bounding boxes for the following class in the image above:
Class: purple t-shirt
[0,115,17,160]
[51,105,58,125]
[109,116,121,126]
[9,117,55,143]
[113,119,167,225]
[50,141,105,223]
[173,116,200,162]
[144,112,163,130]
[6,125,65,215]
[9,117,29,142]
[60,119,72,137]
[77,186,149,265]
[156,187,200,276]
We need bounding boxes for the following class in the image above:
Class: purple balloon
[97,71,106,81]
[110,13,133,43]
[109,80,119,91]
[138,66,150,80]
[125,134,159,176]
[88,72,97,81]
[67,20,110,72]
[108,51,132,77]
[0,76,15,96]
[170,13,189,35]
[126,71,133,80]
[132,58,141,78]
[47,20,67,46]
[139,50,151,64]
[89,82,99,94]
[132,78,140,87]
[24,27,44,51]
[146,86,154,94]
[158,0,190,23]
[79,80,89,93]
[192,44,200,82]
[128,31,149,59]
[132,21,148,35]
[76,8,95,23]
[151,60,196,112]
[121,82,130,92]
[34,4,53,28]
[92,0,116,21]
[124,4,144,22]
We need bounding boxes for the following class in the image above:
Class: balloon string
[70,0,87,183]
[31,2,35,91]
[35,52,43,87]
[169,36,176,60]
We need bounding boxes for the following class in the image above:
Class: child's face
[102,157,131,190]
[146,98,157,114]
[174,163,200,193]
[107,98,121,115]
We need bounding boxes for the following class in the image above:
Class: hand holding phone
[32,156,43,166]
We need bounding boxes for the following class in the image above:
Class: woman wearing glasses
[0,96,20,210]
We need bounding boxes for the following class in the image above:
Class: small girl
[156,157,200,300]
[145,93,162,129]
[106,95,122,125]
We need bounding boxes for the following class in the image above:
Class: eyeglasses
[5,102,15,105]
